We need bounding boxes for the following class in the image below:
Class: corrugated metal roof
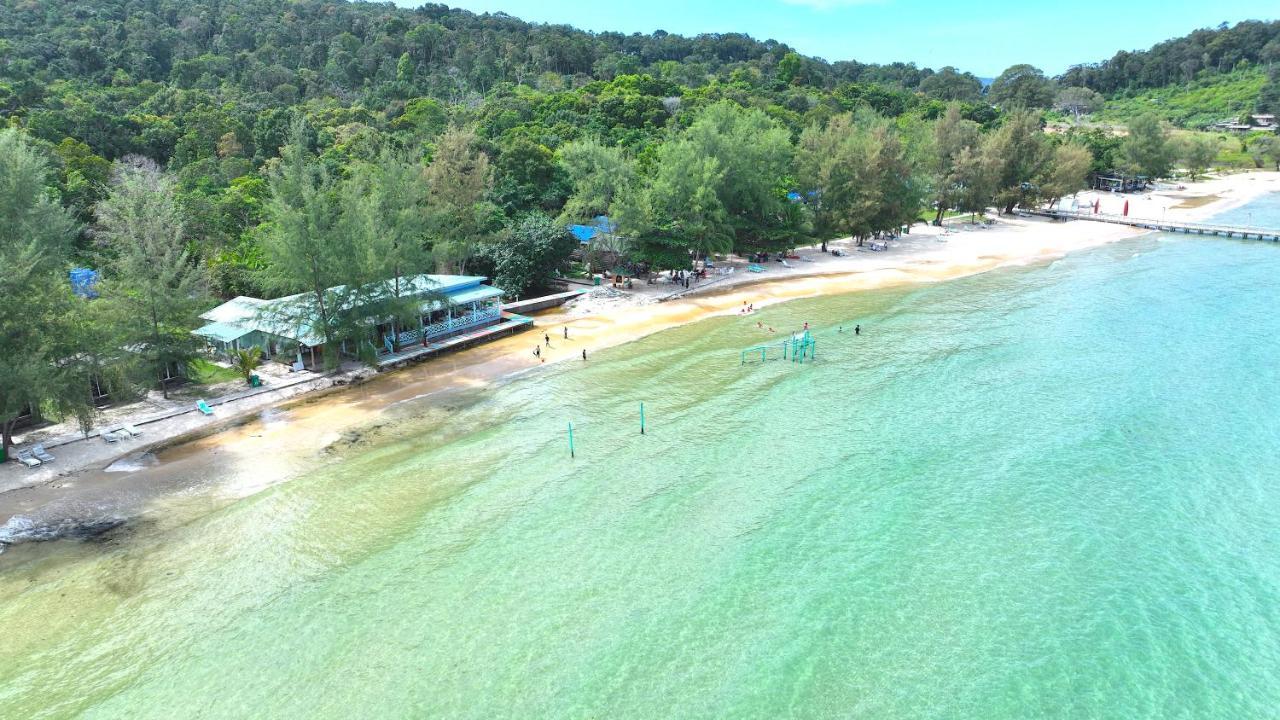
[420,284,503,312]
[194,276,503,348]
[192,322,254,342]
[199,296,267,323]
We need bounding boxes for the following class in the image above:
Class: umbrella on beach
[1123,200,1130,217]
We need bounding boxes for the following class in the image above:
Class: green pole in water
[640,402,646,435]
[568,421,575,459]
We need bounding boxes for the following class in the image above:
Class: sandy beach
[2,170,1278,547]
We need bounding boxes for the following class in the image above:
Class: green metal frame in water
[741,330,816,365]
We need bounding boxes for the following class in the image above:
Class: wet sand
[2,172,1278,553]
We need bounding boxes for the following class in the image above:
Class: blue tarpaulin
[69,268,99,298]
[569,216,618,245]
[568,225,597,244]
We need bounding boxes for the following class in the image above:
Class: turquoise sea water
[3,195,1280,718]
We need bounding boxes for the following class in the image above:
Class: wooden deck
[376,312,534,369]
[1027,209,1280,241]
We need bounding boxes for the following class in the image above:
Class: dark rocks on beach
[0,514,127,551]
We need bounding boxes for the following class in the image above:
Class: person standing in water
[854,324,861,335]
[582,348,587,361]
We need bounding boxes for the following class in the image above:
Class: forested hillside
[1090,69,1268,128]
[0,0,997,296]
[1060,20,1280,125]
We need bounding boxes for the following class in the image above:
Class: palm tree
[230,347,263,384]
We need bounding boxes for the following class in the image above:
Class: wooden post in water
[568,421,575,459]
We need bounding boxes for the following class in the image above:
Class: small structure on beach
[1093,172,1149,193]
[193,274,509,369]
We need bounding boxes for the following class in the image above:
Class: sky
[393,0,1273,77]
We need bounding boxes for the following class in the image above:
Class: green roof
[421,284,503,312]
[194,277,504,347]
[193,322,254,343]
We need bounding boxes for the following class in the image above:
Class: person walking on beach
[582,349,587,361]
[544,332,551,347]
[563,327,569,340]
[534,346,541,359]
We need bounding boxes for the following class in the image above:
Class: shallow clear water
[3,195,1280,718]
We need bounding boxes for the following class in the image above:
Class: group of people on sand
[534,326,587,363]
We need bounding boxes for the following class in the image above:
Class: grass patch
[190,358,242,385]
[917,208,968,223]
[1094,69,1266,129]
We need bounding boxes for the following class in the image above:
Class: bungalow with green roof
[193,274,509,369]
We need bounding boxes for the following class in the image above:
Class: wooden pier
[1026,209,1280,242]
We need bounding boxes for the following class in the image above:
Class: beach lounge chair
[32,444,54,463]
[748,264,765,273]
[102,429,122,443]
[119,424,143,438]
[15,449,41,467]
[781,260,794,268]
[197,399,214,416]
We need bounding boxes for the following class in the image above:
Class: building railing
[385,306,501,350]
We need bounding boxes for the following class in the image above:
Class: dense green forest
[2,0,1280,447]
[1060,20,1280,127]
[0,0,999,301]
[1059,20,1280,96]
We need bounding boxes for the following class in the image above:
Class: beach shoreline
[2,170,1278,544]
